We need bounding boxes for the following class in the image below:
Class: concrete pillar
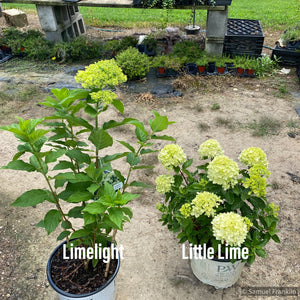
[0,4,3,18]
[36,4,86,43]
[205,7,228,56]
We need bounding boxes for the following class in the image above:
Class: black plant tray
[134,0,232,7]
[271,46,300,66]
[223,19,264,58]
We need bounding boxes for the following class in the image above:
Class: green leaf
[44,209,62,235]
[82,202,106,215]
[121,193,140,204]
[150,134,176,141]
[70,229,89,240]
[84,104,98,117]
[51,87,69,101]
[35,220,44,228]
[68,206,84,218]
[28,129,49,144]
[45,149,66,163]
[122,207,133,219]
[135,127,148,142]
[61,221,72,229]
[66,149,91,164]
[150,116,169,132]
[126,153,140,166]
[88,128,113,150]
[11,189,51,207]
[66,191,93,203]
[53,161,75,171]
[271,234,280,243]
[140,148,157,155]
[117,140,135,153]
[112,99,124,113]
[255,248,267,258]
[102,152,128,163]
[249,197,266,210]
[57,231,71,241]
[83,212,96,225]
[30,155,48,174]
[108,207,124,229]
[13,151,25,161]
[132,165,155,170]
[1,160,36,172]
[182,159,193,169]
[129,181,152,188]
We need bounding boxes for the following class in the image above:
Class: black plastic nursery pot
[271,46,300,67]
[47,240,120,300]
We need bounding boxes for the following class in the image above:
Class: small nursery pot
[157,67,166,74]
[191,257,245,289]
[216,67,226,74]
[197,65,206,73]
[247,69,255,76]
[236,67,245,75]
[47,241,120,300]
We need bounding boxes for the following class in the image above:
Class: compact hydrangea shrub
[156,139,280,264]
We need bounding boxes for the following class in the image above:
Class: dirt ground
[0,11,300,300]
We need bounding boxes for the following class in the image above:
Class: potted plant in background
[156,139,280,289]
[244,57,257,76]
[1,59,175,299]
[152,54,183,77]
[215,56,227,74]
[196,54,209,74]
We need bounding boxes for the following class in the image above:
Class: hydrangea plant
[1,59,175,273]
[156,139,280,264]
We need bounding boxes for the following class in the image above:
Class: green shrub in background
[53,36,105,62]
[0,28,52,60]
[116,47,151,80]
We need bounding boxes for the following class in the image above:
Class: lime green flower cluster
[75,60,127,90]
[198,178,208,189]
[90,90,117,105]
[155,175,174,194]
[243,216,253,230]
[212,212,249,247]
[239,147,268,167]
[207,155,239,190]
[269,203,280,217]
[190,192,223,217]
[158,144,186,170]
[243,165,270,197]
[198,139,224,159]
[180,203,192,218]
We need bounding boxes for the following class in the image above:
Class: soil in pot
[50,246,118,295]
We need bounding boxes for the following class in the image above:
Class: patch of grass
[3,0,299,30]
[198,122,210,131]
[247,116,281,136]
[215,117,235,130]
[194,103,204,112]
[211,103,220,111]
[287,119,300,129]
[271,181,281,190]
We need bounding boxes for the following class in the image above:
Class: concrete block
[45,15,86,43]
[36,5,59,31]
[3,9,28,27]
[206,8,228,38]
